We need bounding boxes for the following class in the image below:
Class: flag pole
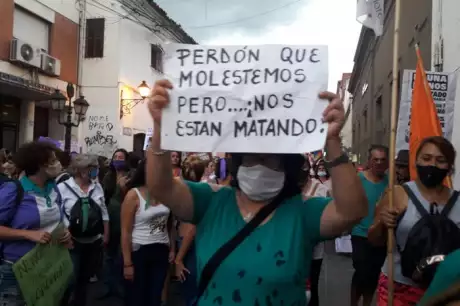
[387,0,402,305]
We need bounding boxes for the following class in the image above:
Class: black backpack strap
[194,194,284,305]
[63,182,82,199]
[402,184,430,217]
[441,190,460,217]
[56,172,71,185]
[88,187,96,198]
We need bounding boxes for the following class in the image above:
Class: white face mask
[237,165,285,201]
[317,171,327,177]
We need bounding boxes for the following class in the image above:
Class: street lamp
[49,83,89,153]
[119,80,150,119]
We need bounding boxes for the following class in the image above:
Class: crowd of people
[0,78,457,306]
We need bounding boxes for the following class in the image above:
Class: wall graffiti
[85,115,118,157]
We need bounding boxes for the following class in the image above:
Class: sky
[156,0,362,91]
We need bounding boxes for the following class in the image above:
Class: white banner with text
[160,44,329,153]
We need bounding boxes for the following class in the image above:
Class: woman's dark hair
[13,141,58,176]
[298,158,311,187]
[416,136,456,169]
[55,149,71,169]
[109,149,129,172]
[128,152,141,169]
[98,156,108,182]
[314,159,330,180]
[229,153,304,199]
[171,151,182,167]
[128,159,146,189]
[103,149,130,204]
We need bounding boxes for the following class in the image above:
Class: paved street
[89,241,372,306]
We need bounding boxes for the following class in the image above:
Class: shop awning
[0,72,55,101]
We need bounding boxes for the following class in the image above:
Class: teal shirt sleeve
[302,196,332,242]
[184,181,214,225]
[419,250,460,305]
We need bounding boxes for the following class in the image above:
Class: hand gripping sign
[160,44,329,154]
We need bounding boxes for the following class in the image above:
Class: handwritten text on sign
[161,44,329,153]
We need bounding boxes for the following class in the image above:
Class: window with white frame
[13,6,50,52]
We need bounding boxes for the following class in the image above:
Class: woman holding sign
[145,79,367,306]
[0,141,72,306]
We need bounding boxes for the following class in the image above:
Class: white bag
[335,235,352,254]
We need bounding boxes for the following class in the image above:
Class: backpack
[399,184,460,287]
[56,172,71,185]
[63,182,104,238]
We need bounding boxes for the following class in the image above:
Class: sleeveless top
[131,188,170,247]
[381,181,460,286]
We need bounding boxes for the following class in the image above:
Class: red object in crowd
[305,279,311,290]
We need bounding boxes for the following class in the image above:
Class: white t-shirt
[303,178,331,259]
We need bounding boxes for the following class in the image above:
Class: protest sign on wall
[396,69,457,152]
[161,44,329,153]
[143,127,153,150]
[13,224,73,306]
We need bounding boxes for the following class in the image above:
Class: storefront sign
[0,72,54,94]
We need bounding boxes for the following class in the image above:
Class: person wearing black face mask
[368,136,460,305]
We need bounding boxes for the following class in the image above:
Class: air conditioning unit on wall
[40,54,61,77]
[9,38,42,68]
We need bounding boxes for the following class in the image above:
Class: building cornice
[349,28,374,95]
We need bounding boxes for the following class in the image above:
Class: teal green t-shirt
[186,181,330,306]
[351,172,388,237]
[418,249,460,305]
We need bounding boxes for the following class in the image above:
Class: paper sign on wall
[143,127,153,150]
[396,69,457,152]
[161,44,329,153]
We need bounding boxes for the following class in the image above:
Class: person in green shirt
[145,79,368,306]
[419,249,460,306]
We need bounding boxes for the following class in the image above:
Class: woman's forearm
[0,226,32,241]
[146,123,194,222]
[367,220,387,246]
[146,122,174,202]
[121,230,133,266]
[327,138,367,221]
[176,226,196,262]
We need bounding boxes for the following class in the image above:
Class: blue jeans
[0,262,25,306]
[177,238,198,306]
[124,243,169,306]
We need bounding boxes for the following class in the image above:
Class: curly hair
[182,155,207,182]
[13,141,58,176]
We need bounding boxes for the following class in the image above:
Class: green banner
[12,224,73,306]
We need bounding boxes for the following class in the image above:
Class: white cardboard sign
[161,44,329,153]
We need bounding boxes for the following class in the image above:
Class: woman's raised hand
[318,92,345,140]
[148,79,173,124]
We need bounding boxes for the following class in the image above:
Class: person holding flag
[368,136,460,306]
[368,41,460,305]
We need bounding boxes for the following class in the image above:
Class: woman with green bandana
[58,154,109,306]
